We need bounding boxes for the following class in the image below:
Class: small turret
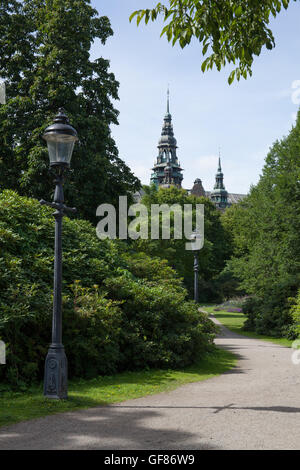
[210,153,229,210]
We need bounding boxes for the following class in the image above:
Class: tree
[133,185,232,301]
[223,109,300,335]
[130,0,296,84]
[0,0,140,222]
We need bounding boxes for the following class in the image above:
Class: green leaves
[0,190,216,387]
[201,57,210,72]
[130,0,296,84]
[0,0,140,222]
[223,109,300,336]
[228,70,235,85]
[234,5,243,17]
[134,186,231,302]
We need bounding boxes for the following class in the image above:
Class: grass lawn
[202,305,294,348]
[0,347,236,428]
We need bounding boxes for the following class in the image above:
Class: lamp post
[190,230,200,304]
[40,108,78,399]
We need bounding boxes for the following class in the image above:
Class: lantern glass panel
[44,133,76,165]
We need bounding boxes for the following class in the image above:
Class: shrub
[290,289,300,338]
[221,297,247,309]
[63,282,123,378]
[104,274,216,370]
[242,289,297,338]
[0,190,217,388]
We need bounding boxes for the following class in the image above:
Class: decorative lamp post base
[44,346,68,399]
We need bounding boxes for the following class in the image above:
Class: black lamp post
[40,108,78,399]
[190,230,201,304]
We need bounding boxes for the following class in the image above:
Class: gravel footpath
[1,315,300,450]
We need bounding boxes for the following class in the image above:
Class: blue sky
[91,0,300,194]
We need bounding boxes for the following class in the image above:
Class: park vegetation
[0,0,223,393]
[129,0,300,339]
[133,185,232,302]
[0,0,300,394]
[221,109,300,338]
[0,190,217,389]
[0,0,140,223]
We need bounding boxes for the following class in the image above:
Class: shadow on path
[110,404,300,414]
[0,406,220,450]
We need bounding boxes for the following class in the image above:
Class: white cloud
[190,155,219,172]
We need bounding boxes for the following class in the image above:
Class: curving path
[1,315,300,450]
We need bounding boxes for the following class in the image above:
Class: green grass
[202,305,294,347]
[0,348,236,428]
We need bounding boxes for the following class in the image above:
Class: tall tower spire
[150,89,183,188]
[218,147,222,172]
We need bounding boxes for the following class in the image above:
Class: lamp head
[43,108,78,168]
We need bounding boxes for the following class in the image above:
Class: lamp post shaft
[194,252,199,303]
[52,177,63,347]
[43,170,68,399]
[41,109,78,400]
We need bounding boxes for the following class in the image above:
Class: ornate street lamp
[190,230,201,303]
[40,108,78,399]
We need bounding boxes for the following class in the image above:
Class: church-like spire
[160,88,176,145]
[210,150,228,209]
[150,89,183,188]
[214,151,225,190]
[217,147,222,172]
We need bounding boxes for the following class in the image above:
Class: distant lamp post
[40,108,78,399]
[190,230,201,303]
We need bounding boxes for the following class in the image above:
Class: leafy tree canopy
[130,0,296,84]
[0,0,140,222]
[134,185,232,301]
[222,109,300,335]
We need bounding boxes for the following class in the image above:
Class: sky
[90,0,300,194]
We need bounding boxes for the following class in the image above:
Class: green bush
[0,190,216,388]
[290,289,300,338]
[242,297,264,331]
[105,274,215,370]
[242,286,297,338]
